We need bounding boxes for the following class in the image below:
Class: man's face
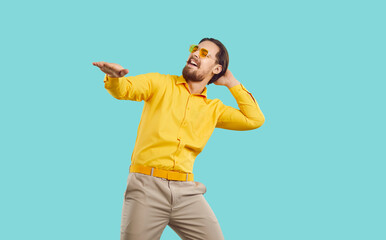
[182,41,221,83]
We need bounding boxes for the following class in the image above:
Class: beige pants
[120,172,224,240]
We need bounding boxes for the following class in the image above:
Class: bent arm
[216,84,265,130]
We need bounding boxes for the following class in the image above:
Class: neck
[186,80,207,94]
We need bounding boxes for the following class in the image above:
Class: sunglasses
[189,44,214,59]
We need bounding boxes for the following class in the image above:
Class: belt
[129,164,194,181]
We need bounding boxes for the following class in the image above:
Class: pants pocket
[194,181,207,194]
[123,173,135,198]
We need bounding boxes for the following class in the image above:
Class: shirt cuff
[104,74,121,88]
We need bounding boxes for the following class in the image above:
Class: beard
[182,65,205,82]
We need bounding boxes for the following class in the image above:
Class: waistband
[129,164,194,182]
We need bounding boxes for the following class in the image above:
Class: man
[92,38,265,240]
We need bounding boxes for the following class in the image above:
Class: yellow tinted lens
[189,45,198,53]
[199,48,208,57]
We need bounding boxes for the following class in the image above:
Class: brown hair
[199,38,229,85]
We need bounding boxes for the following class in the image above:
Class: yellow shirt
[104,73,265,173]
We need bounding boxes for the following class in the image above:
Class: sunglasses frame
[189,44,215,60]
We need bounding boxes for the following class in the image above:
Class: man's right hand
[92,61,129,78]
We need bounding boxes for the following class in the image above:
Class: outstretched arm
[215,70,265,130]
[93,61,162,101]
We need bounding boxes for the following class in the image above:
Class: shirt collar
[176,75,207,98]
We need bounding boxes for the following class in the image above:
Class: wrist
[107,74,120,78]
[226,79,241,88]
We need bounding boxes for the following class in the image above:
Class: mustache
[187,57,200,67]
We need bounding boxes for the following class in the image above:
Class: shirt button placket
[177,95,191,146]
[186,95,191,120]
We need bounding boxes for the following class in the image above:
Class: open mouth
[187,58,198,68]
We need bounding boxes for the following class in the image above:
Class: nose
[192,49,200,59]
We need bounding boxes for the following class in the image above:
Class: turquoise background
[1,0,385,239]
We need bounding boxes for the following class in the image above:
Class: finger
[119,69,129,77]
[93,62,105,68]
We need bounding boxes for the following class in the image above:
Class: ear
[212,64,222,75]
